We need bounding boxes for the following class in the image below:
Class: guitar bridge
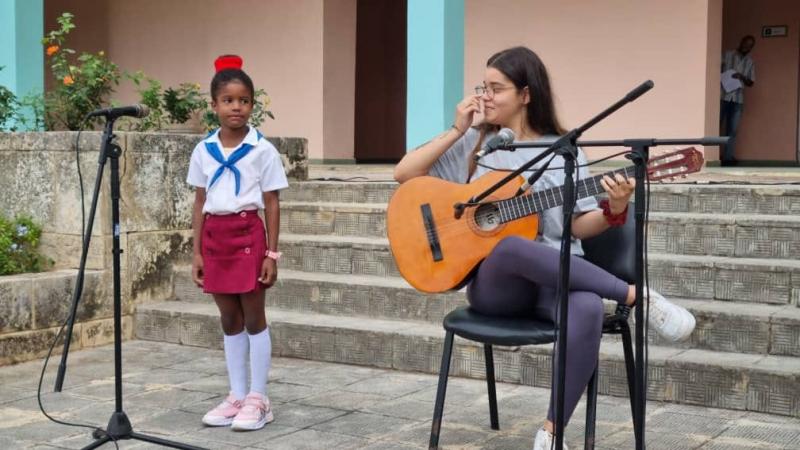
[421,203,443,261]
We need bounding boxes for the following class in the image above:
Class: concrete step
[281,202,386,238]
[648,253,800,305]
[284,181,800,216]
[134,301,800,418]
[281,202,800,260]
[270,234,800,305]
[648,212,800,260]
[172,267,800,357]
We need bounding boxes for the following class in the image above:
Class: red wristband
[599,199,627,227]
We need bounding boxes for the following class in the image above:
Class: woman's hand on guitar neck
[600,173,635,213]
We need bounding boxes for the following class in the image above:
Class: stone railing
[0,131,308,365]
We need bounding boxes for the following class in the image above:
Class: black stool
[429,205,638,450]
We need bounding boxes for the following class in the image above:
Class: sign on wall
[762,25,787,38]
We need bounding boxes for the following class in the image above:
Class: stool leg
[584,364,599,450]
[620,322,638,434]
[430,331,454,450]
[484,344,499,430]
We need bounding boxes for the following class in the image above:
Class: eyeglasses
[475,84,516,98]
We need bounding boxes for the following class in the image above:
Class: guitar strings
[415,149,697,239]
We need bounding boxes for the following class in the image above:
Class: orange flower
[63,75,74,86]
[46,45,59,56]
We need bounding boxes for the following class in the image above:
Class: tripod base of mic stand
[82,411,208,450]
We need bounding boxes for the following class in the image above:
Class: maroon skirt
[201,210,267,294]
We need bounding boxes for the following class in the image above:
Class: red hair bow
[214,55,243,72]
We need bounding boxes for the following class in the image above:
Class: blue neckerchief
[204,141,254,196]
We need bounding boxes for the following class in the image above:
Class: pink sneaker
[202,393,244,427]
[231,392,274,431]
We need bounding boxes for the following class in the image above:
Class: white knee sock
[248,327,272,395]
[223,331,249,400]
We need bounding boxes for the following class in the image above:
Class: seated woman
[394,46,695,450]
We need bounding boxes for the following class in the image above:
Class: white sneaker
[645,288,695,342]
[202,393,243,427]
[533,428,568,450]
[231,392,274,431]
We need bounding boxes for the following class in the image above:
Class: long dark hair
[488,46,565,136]
[469,47,565,177]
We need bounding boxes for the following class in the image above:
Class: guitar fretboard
[495,166,637,223]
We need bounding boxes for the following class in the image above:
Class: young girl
[394,47,696,450]
[186,55,288,431]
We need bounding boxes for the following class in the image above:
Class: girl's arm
[259,190,280,287]
[394,95,482,183]
[394,127,464,183]
[191,188,206,286]
[571,173,634,240]
[571,209,612,240]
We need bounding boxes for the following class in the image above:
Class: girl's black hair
[468,47,565,178]
[487,46,565,136]
[210,67,255,100]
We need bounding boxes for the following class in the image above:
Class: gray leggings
[466,236,630,425]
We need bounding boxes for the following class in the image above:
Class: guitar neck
[495,165,637,223]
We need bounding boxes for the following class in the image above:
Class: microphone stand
[52,117,207,450]
[465,130,727,450]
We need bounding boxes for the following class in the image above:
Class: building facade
[2,0,798,165]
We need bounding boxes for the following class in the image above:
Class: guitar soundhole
[473,203,502,232]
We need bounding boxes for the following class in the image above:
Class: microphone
[473,128,515,160]
[88,104,150,119]
[624,80,654,103]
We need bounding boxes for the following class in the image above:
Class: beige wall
[465,0,722,162]
[45,0,331,160]
[323,0,357,161]
[723,0,799,162]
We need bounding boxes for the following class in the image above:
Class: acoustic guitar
[387,147,705,293]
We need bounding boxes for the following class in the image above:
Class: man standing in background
[720,35,756,166]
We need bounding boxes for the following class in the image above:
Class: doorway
[353,0,407,162]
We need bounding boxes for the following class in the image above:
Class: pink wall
[723,0,799,162]
[45,0,332,160]
[465,0,722,162]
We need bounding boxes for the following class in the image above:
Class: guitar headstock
[646,147,705,181]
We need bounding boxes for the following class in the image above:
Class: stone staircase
[136,180,800,418]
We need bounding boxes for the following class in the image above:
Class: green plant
[0,215,52,276]
[0,66,20,131]
[42,12,121,130]
[202,88,274,131]
[250,89,275,124]
[163,82,207,124]
[17,91,47,131]
[123,70,165,131]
